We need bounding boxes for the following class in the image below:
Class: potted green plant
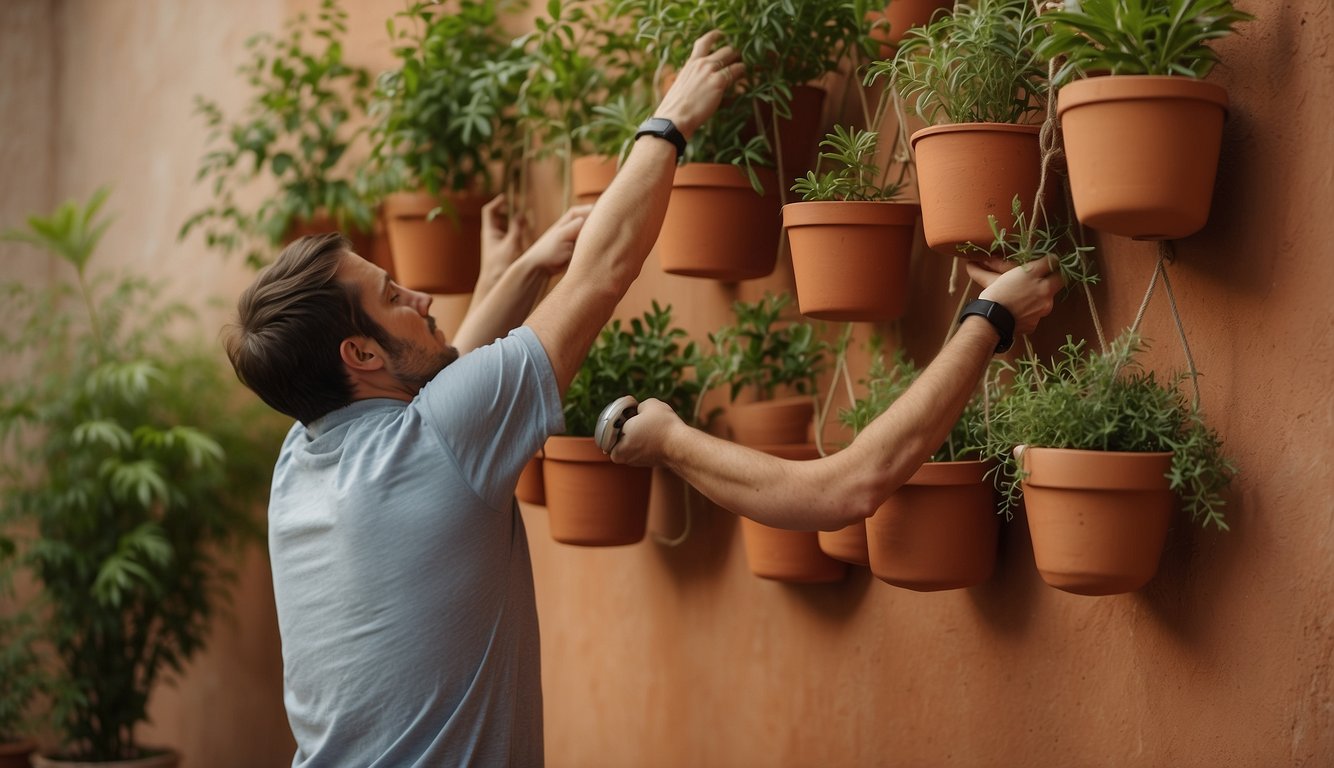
[1,190,280,765]
[870,0,1049,256]
[1035,0,1253,239]
[179,0,380,271]
[984,333,1234,596]
[784,125,919,322]
[371,0,529,294]
[544,302,703,546]
[0,586,43,768]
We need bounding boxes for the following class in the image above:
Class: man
[608,256,1063,531]
[224,32,745,767]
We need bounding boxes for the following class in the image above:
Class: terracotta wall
[1,1,1331,766]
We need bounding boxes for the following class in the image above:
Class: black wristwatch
[959,299,1016,353]
[634,117,687,161]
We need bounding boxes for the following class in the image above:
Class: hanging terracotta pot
[867,0,954,53]
[728,395,815,446]
[382,190,487,295]
[739,444,847,583]
[515,452,544,506]
[818,520,870,566]
[782,200,920,321]
[1057,76,1228,240]
[753,84,827,181]
[1021,447,1175,596]
[658,163,781,281]
[0,740,35,768]
[543,436,652,546]
[31,749,179,768]
[866,460,999,591]
[911,123,1042,256]
[571,155,618,205]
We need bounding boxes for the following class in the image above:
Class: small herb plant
[791,125,907,202]
[370,0,529,197]
[984,333,1234,530]
[960,195,1100,288]
[180,0,374,269]
[563,302,702,436]
[704,292,829,403]
[1036,0,1255,85]
[1,190,281,761]
[870,0,1048,125]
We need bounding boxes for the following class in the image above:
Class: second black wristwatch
[959,299,1016,353]
[634,117,687,161]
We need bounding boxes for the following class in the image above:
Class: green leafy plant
[370,0,529,198]
[1,190,282,760]
[960,195,1100,288]
[563,302,702,436]
[870,0,1048,124]
[703,292,828,403]
[179,0,374,269]
[983,333,1234,529]
[1036,0,1254,85]
[0,574,44,744]
[791,125,907,202]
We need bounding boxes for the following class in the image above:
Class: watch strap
[959,299,1016,354]
[634,117,686,161]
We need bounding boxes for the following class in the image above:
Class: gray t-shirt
[268,326,564,767]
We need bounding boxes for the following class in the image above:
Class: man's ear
[339,336,386,373]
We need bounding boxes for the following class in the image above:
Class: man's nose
[405,287,433,315]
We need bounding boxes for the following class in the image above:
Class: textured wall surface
[1,1,1330,766]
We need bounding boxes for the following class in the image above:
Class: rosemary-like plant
[791,125,906,202]
[703,292,828,403]
[960,195,1100,288]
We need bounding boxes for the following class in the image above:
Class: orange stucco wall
[1,1,1330,766]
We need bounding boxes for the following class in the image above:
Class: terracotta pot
[571,155,618,204]
[866,460,999,591]
[1021,447,1175,596]
[911,123,1042,256]
[283,212,387,274]
[868,0,954,52]
[739,443,847,583]
[658,163,781,281]
[515,452,544,506]
[1057,76,1228,240]
[729,396,815,447]
[0,740,35,768]
[783,200,920,321]
[753,84,827,180]
[543,436,652,546]
[818,520,870,566]
[31,748,179,768]
[382,190,487,295]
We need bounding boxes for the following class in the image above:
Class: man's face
[337,252,458,392]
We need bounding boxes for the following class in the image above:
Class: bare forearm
[454,257,550,353]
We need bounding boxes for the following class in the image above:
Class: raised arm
[526,31,745,394]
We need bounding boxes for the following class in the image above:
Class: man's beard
[383,334,458,393]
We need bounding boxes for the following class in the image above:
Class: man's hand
[967,256,1063,335]
[654,31,746,140]
[518,204,593,275]
[480,194,526,279]
[610,398,684,468]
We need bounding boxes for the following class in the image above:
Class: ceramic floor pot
[868,0,954,53]
[658,163,780,280]
[382,190,487,294]
[818,520,870,566]
[728,396,815,447]
[1058,76,1228,240]
[752,85,827,179]
[515,452,544,505]
[31,749,179,768]
[783,200,920,321]
[1021,447,1174,596]
[866,460,999,591]
[572,155,618,205]
[911,123,1042,256]
[739,443,847,583]
[543,436,652,546]
[0,740,35,768]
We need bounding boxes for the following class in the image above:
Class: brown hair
[223,233,392,425]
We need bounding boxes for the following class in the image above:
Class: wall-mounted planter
[868,0,954,53]
[572,155,618,205]
[739,443,847,583]
[515,452,544,506]
[911,123,1042,256]
[382,190,486,295]
[1021,447,1174,596]
[658,163,780,281]
[782,200,920,321]
[729,395,815,446]
[543,436,652,546]
[818,520,870,566]
[1057,75,1229,240]
[866,460,999,591]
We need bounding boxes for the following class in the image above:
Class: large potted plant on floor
[371,0,528,294]
[1035,0,1253,240]
[985,333,1234,596]
[1,190,280,765]
[870,0,1049,256]
[544,302,703,546]
[179,0,381,272]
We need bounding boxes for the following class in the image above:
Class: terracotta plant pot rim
[382,190,490,219]
[672,163,777,190]
[543,435,612,463]
[31,748,178,768]
[1058,75,1228,117]
[1022,447,1173,491]
[906,458,995,486]
[0,739,35,756]
[911,121,1042,149]
[782,199,921,227]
